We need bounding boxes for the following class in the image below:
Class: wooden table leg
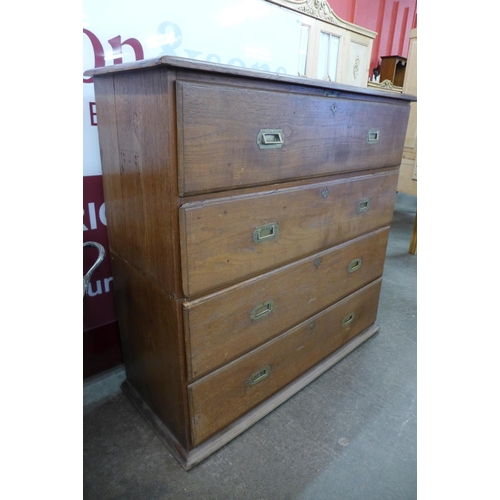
[409,212,417,255]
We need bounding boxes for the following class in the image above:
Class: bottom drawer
[188,278,382,446]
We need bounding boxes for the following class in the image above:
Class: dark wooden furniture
[85,56,415,469]
[380,55,407,87]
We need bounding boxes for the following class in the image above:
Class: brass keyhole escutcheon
[321,187,329,199]
[314,257,322,268]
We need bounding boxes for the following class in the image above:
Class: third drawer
[183,227,390,381]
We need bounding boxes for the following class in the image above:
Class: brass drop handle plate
[248,365,272,387]
[257,129,284,149]
[253,222,279,243]
[250,299,275,321]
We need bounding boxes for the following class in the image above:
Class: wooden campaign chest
[86,56,415,469]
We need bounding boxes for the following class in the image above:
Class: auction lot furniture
[86,56,415,469]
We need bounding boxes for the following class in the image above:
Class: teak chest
[86,56,415,469]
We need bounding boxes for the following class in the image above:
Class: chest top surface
[84,55,417,103]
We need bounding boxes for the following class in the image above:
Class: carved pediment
[266,0,376,38]
[294,0,338,24]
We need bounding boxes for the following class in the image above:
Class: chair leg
[409,212,417,255]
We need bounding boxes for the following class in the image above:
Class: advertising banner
[83,0,302,376]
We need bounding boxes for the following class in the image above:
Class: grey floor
[83,192,417,500]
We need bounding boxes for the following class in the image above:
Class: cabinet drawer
[177,81,409,195]
[184,228,389,380]
[188,279,382,446]
[180,171,398,297]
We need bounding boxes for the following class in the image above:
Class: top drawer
[177,81,410,195]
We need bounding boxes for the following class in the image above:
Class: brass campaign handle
[342,312,356,327]
[257,129,284,149]
[253,222,279,243]
[367,129,380,144]
[348,258,363,273]
[250,300,275,321]
[357,198,371,214]
[248,365,272,387]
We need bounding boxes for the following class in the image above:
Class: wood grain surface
[89,57,412,463]
[177,81,410,195]
[184,228,390,380]
[180,170,398,296]
[188,279,382,446]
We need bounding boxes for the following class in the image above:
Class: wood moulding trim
[85,56,416,103]
[368,79,403,94]
[122,322,380,470]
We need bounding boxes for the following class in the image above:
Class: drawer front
[184,228,389,380]
[188,279,382,446]
[180,170,398,297]
[177,81,409,195]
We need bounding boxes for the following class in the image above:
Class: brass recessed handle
[367,129,380,144]
[257,129,284,149]
[357,198,371,214]
[250,300,275,321]
[248,365,272,387]
[342,312,355,327]
[253,222,279,243]
[348,258,362,273]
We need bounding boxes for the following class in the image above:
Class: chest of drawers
[86,56,415,469]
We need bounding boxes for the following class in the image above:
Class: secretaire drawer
[179,170,398,297]
[184,228,389,380]
[177,81,410,195]
[188,278,382,446]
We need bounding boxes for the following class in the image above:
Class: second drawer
[180,170,398,297]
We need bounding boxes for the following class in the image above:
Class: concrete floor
[83,192,417,500]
